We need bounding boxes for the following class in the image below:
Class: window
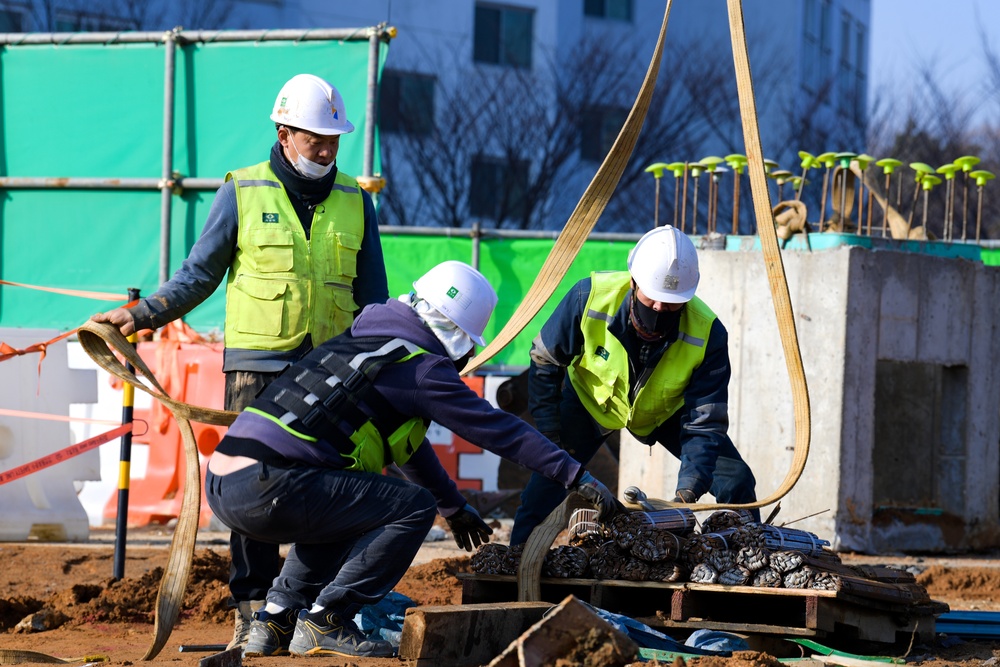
[837,11,852,114]
[379,70,435,136]
[0,8,24,31]
[474,4,534,69]
[579,106,628,162]
[801,0,819,93]
[819,0,833,89]
[584,0,632,21]
[853,23,867,124]
[470,155,529,222]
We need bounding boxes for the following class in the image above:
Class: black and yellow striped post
[113,287,140,580]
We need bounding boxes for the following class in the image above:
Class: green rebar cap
[770,169,794,182]
[856,153,874,169]
[798,150,817,169]
[876,157,902,174]
[689,163,706,176]
[920,174,942,190]
[970,169,996,186]
[725,153,748,173]
[666,161,686,178]
[645,162,670,178]
[699,155,725,171]
[790,176,809,188]
[817,152,837,167]
[763,158,779,172]
[835,151,858,167]
[936,163,959,179]
[954,155,981,172]
[909,162,934,181]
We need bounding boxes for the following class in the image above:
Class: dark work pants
[206,462,436,616]
[510,386,757,545]
[223,370,282,606]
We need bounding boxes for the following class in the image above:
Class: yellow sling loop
[517,0,812,600]
[77,320,237,660]
[77,0,813,646]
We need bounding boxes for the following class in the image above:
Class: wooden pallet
[459,573,947,645]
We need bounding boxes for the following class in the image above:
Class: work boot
[288,609,396,658]
[243,608,298,657]
[226,599,264,651]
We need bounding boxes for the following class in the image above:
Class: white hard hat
[270,73,355,135]
[413,261,498,345]
[627,226,700,303]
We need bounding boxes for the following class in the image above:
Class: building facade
[0,0,870,231]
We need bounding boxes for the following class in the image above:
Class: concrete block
[0,329,99,541]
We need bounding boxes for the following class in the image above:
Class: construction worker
[91,73,389,650]
[204,261,619,659]
[510,225,758,546]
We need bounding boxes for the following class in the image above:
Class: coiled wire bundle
[590,541,628,580]
[701,509,757,534]
[542,545,591,578]
[470,543,509,575]
[499,542,525,575]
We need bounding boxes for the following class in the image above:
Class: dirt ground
[1,524,999,667]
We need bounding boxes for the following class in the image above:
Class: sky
[869,0,1000,119]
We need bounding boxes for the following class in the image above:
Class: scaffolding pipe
[0,27,384,46]
[471,222,482,269]
[159,29,178,285]
[378,225,644,243]
[363,26,381,180]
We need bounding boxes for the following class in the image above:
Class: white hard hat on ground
[270,73,355,135]
[413,261,498,345]
[627,226,700,303]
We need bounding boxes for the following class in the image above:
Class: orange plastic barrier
[103,325,226,528]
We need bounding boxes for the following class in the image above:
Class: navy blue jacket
[528,277,734,499]
[222,298,583,516]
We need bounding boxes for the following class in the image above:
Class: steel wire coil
[542,545,591,578]
[470,543,509,575]
[751,566,783,588]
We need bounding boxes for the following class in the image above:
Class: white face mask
[287,132,335,180]
[403,293,475,361]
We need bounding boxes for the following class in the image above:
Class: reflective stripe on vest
[253,336,429,472]
[224,161,364,351]
[566,271,716,436]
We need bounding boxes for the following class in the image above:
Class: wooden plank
[487,595,638,667]
[399,602,552,666]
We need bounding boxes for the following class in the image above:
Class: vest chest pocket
[323,231,361,278]
[247,228,295,273]
[232,275,288,337]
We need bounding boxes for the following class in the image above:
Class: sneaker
[288,609,396,658]
[226,600,264,651]
[244,608,298,657]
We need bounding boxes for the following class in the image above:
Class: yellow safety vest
[567,271,716,436]
[224,161,364,351]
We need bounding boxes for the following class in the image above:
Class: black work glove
[570,470,622,523]
[672,488,698,504]
[445,503,493,552]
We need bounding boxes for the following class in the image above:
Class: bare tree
[379,32,748,233]
[25,0,234,32]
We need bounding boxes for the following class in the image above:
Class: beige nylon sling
[461,0,673,376]
[517,0,812,601]
[76,0,813,648]
[77,320,237,660]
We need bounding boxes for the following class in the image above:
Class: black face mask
[630,292,683,341]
